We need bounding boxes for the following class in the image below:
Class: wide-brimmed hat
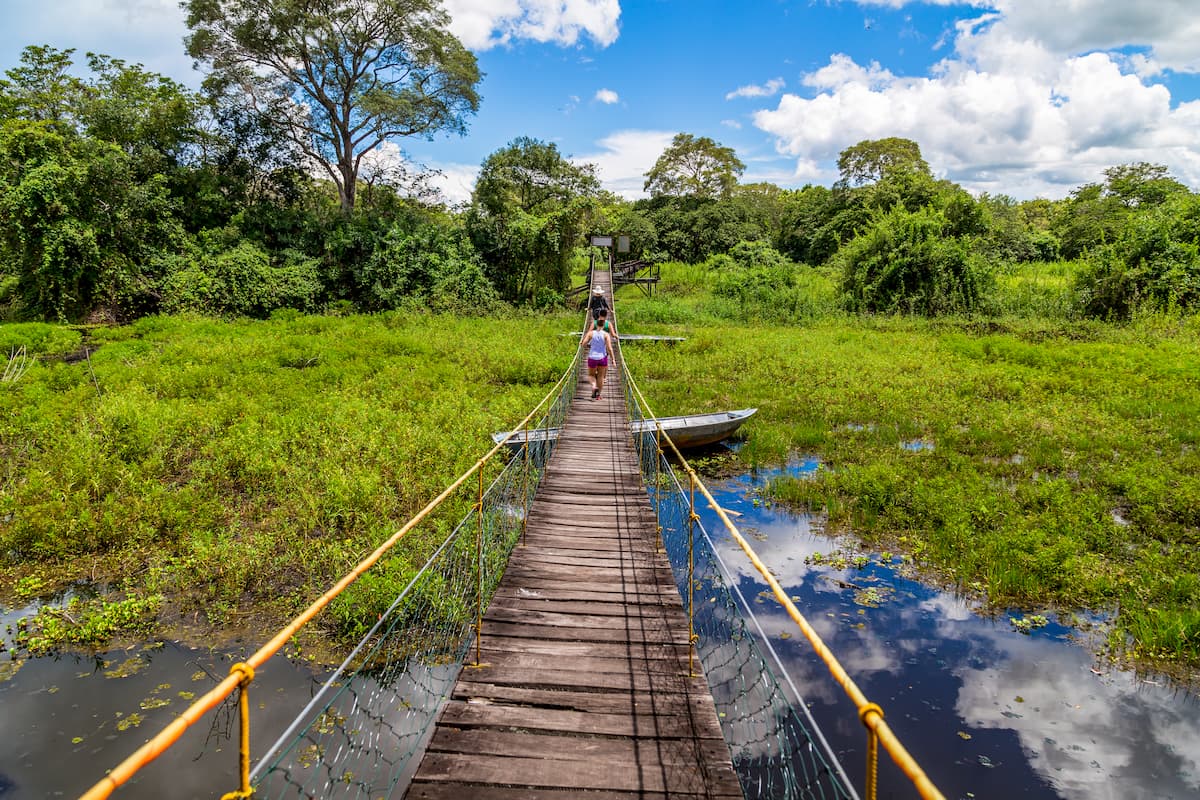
[592,287,605,294]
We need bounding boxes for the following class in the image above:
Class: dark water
[699,459,1200,800]
[0,600,324,799]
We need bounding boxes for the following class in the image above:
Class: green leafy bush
[838,205,992,315]
[162,241,320,316]
[358,224,482,311]
[1075,194,1200,319]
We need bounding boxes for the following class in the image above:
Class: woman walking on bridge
[583,315,615,400]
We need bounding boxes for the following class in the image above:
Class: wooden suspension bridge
[405,270,741,798]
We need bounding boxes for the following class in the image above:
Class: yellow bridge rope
[621,367,947,800]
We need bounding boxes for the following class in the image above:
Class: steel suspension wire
[619,358,946,800]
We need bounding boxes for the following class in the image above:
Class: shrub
[1075,195,1200,319]
[837,205,992,315]
[162,241,321,317]
[358,225,480,311]
[428,258,502,315]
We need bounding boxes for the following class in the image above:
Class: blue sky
[4,1,1200,203]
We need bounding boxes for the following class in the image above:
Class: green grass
[617,274,1200,676]
[0,310,576,650]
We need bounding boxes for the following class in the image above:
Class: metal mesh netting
[621,363,858,800]
[248,361,578,799]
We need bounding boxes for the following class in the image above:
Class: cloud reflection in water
[696,464,1200,800]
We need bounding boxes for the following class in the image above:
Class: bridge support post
[219,662,256,800]
[474,468,484,666]
[687,472,698,678]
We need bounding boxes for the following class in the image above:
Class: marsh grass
[0,310,576,651]
[617,277,1200,674]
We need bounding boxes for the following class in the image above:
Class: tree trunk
[338,159,356,213]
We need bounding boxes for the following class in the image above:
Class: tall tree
[0,45,82,127]
[1102,162,1187,208]
[467,137,600,301]
[643,133,744,199]
[184,0,482,213]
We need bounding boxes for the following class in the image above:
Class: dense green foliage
[4,35,1200,323]
[466,137,600,302]
[643,132,745,199]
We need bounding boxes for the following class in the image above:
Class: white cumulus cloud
[594,88,619,104]
[725,77,786,100]
[850,0,1200,73]
[573,129,676,198]
[443,0,622,50]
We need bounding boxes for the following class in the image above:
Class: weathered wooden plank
[497,564,678,584]
[492,578,678,598]
[487,597,683,619]
[451,682,701,714]
[411,752,737,795]
[463,663,708,693]
[426,727,734,767]
[407,785,733,800]
[483,606,677,631]
[479,620,689,645]
[438,701,726,741]
[474,642,689,668]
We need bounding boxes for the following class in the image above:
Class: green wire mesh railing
[247,363,579,799]
[620,358,858,800]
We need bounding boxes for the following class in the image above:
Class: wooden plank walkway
[405,273,742,799]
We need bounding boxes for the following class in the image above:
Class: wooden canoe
[493,408,757,451]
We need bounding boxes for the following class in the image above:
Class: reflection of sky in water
[698,462,1200,800]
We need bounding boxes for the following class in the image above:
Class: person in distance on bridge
[582,313,615,400]
[592,305,618,341]
[588,285,610,317]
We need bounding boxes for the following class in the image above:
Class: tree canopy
[836,137,930,187]
[468,137,600,301]
[184,0,481,213]
[644,133,744,199]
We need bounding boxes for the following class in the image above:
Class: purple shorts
[588,357,608,368]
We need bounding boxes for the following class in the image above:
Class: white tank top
[588,331,608,360]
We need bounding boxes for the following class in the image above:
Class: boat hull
[493,408,757,451]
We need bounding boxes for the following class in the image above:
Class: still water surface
[698,459,1199,800]
[0,601,324,799]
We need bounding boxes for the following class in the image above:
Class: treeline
[2,47,1199,324]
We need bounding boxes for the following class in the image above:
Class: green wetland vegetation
[620,263,1200,678]
[0,313,576,656]
[2,265,1198,684]
[2,31,1199,684]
